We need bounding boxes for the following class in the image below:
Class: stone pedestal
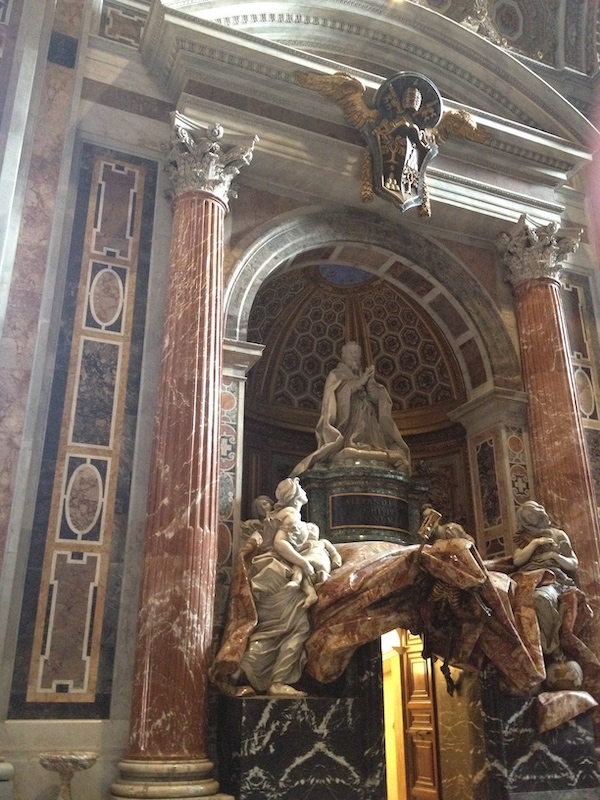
[301,461,424,545]
[480,666,600,800]
[217,642,386,800]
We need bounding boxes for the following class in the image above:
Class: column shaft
[127,191,225,760]
[515,277,600,645]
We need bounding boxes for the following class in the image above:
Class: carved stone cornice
[162,114,258,206]
[496,214,582,287]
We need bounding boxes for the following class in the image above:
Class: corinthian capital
[162,115,258,207]
[496,214,582,287]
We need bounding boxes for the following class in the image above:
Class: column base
[110,759,233,799]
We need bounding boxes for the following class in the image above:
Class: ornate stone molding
[142,0,595,147]
[162,114,258,207]
[496,214,582,286]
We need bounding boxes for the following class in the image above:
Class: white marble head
[517,500,551,531]
[341,341,362,371]
[275,477,307,508]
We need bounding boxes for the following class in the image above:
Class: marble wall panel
[214,379,239,630]
[467,424,526,557]
[584,429,600,502]
[99,2,147,48]
[8,145,156,719]
[0,54,76,573]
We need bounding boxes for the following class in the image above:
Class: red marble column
[128,190,225,760]
[112,120,256,799]
[499,216,600,677]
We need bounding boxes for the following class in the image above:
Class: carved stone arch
[224,206,522,395]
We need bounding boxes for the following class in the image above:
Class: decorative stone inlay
[39,752,97,800]
[496,213,582,286]
[162,114,258,206]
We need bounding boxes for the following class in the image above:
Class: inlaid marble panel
[9,145,156,718]
[506,427,531,509]
[562,281,600,427]
[100,1,146,48]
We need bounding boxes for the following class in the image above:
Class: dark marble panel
[71,339,119,446]
[217,642,386,800]
[47,32,78,68]
[475,438,501,528]
[480,666,599,800]
[302,462,425,545]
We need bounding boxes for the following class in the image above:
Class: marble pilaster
[449,388,532,557]
[215,340,264,625]
[111,119,256,799]
[497,215,600,673]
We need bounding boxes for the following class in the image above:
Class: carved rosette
[496,214,582,287]
[162,117,258,207]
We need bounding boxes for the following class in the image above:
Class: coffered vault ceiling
[246,257,469,436]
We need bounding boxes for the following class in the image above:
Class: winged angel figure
[296,71,489,217]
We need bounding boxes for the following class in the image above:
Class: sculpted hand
[302,561,316,580]
[360,365,375,385]
[534,536,555,549]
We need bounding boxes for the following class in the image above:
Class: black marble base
[480,666,600,800]
[217,643,386,800]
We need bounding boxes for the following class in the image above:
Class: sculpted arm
[513,536,555,567]
[536,530,578,575]
[273,517,315,579]
[322,538,343,568]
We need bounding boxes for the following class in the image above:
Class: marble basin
[39,751,97,800]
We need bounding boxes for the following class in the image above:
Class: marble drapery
[212,537,597,707]
[111,119,257,800]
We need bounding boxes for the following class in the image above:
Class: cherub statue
[234,478,336,696]
[282,521,343,607]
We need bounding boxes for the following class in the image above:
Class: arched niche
[224,206,522,523]
[225,207,521,395]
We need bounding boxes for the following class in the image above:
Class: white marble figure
[512,500,578,656]
[291,341,411,477]
[238,478,317,696]
[284,521,342,607]
[240,494,274,539]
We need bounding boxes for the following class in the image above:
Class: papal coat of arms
[297,70,488,217]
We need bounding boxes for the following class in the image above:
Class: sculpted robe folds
[211,537,598,704]
[291,361,410,477]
